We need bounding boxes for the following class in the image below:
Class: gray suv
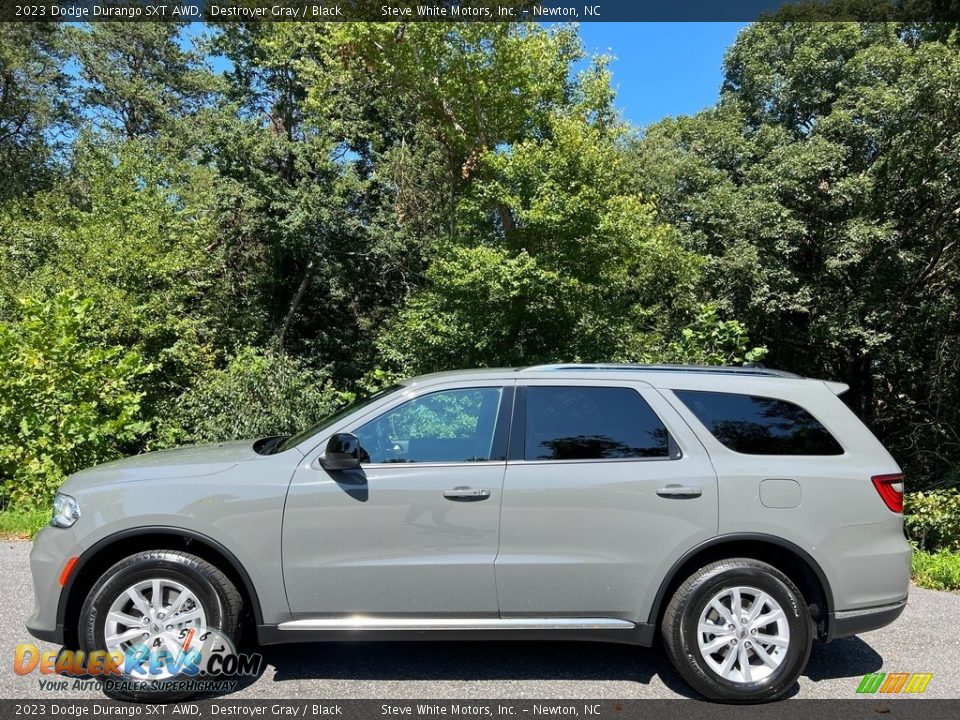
[28,364,911,702]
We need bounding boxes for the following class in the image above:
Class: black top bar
[6,0,959,23]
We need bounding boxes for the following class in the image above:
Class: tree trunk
[278,259,314,351]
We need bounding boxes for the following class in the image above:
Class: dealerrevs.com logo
[14,627,263,692]
[856,672,934,695]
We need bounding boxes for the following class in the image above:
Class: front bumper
[827,596,908,641]
[25,524,82,646]
[25,619,64,644]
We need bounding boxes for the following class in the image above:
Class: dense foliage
[160,346,348,446]
[906,489,960,552]
[0,18,957,518]
[631,21,960,492]
[0,292,150,506]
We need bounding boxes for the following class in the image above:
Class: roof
[519,363,802,379]
[403,363,821,387]
[402,364,849,396]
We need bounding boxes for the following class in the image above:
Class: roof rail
[518,363,802,379]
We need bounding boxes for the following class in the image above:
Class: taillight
[871,473,904,513]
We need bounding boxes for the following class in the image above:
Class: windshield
[276,384,402,453]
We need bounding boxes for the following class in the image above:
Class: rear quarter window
[673,390,843,456]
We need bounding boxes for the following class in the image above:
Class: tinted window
[355,388,503,464]
[674,390,843,455]
[524,386,670,461]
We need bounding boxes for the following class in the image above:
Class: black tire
[661,558,812,703]
[79,550,242,702]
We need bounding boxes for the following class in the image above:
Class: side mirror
[319,433,362,470]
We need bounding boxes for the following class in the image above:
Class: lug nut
[731,639,738,646]
[745,641,751,648]
[750,628,757,635]
[157,611,165,619]
[142,617,150,624]
[741,617,747,624]
[727,624,735,631]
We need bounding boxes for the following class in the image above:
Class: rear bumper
[815,517,912,628]
[827,596,907,641]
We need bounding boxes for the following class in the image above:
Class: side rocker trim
[257,622,657,647]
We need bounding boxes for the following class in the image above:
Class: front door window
[355,387,504,464]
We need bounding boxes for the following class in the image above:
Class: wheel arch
[59,526,263,648]
[648,533,834,641]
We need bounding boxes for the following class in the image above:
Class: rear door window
[523,386,670,461]
[673,390,843,455]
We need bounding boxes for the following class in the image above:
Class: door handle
[656,485,702,498]
[443,487,491,501]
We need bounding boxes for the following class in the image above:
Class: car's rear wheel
[661,558,812,703]
[79,550,242,702]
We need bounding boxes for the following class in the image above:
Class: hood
[61,439,260,492]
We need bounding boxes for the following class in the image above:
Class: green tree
[70,23,216,139]
[0,138,227,420]
[278,22,756,375]
[662,305,768,366]
[378,111,705,373]
[199,23,421,379]
[0,292,151,508]
[260,21,585,241]
[631,21,960,488]
[160,346,349,445]
[0,24,69,200]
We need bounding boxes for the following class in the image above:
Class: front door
[283,383,511,617]
[496,381,718,622]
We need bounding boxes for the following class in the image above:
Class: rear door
[495,380,718,622]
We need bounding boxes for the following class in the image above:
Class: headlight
[51,492,80,528]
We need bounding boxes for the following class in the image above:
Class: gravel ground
[0,539,957,700]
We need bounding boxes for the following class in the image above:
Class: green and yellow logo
[856,672,933,694]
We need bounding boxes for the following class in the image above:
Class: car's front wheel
[661,558,812,703]
[79,549,242,702]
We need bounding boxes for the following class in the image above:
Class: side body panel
[281,379,511,617]
[658,376,912,612]
[496,380,719,623]
[56,450,300,625]
[281,463,506,616]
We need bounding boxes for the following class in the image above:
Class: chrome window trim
[360,460,508,470]
[506,455,680,466]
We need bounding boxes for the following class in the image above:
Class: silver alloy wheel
[696,585,791,684]
[104,578,208,680]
